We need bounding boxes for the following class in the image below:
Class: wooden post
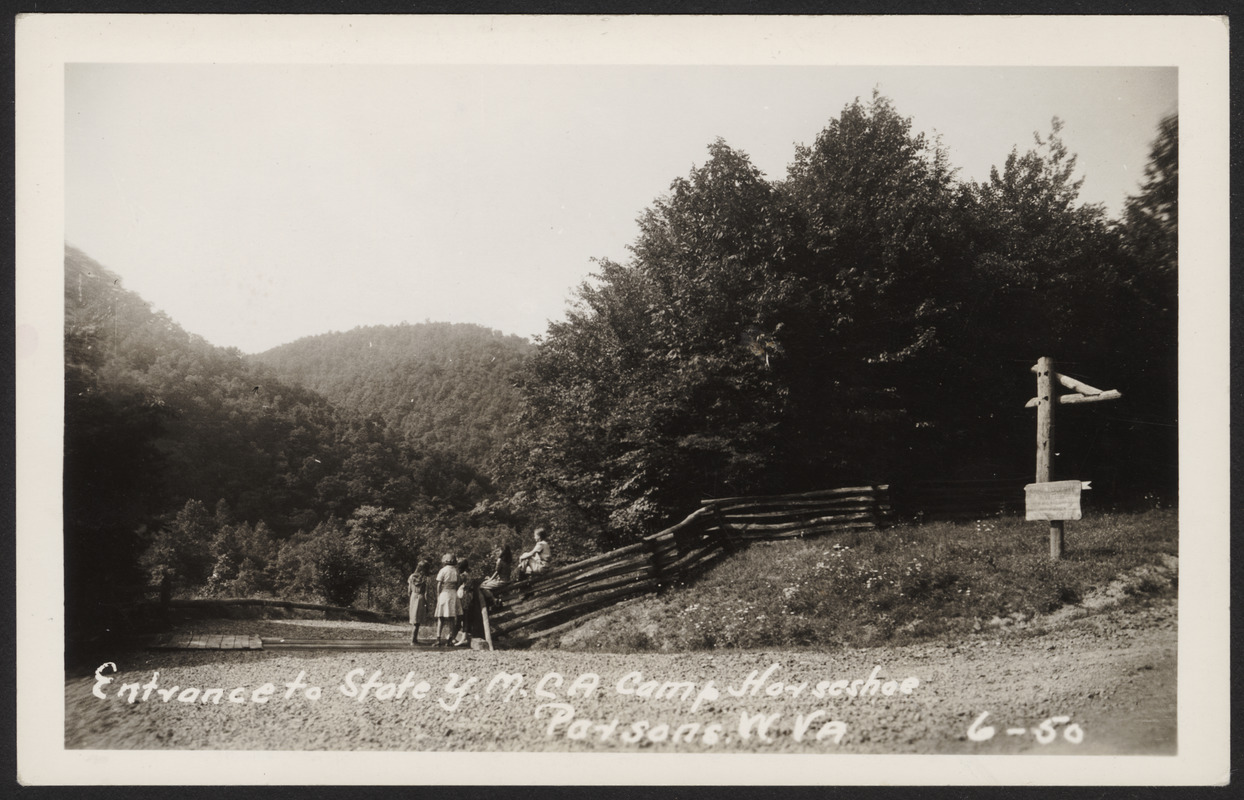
[1035,357,1064,559]
[478,589,494,651]
[642,535,664,592]
[1026,358,1119,558]
[708,504,735,554]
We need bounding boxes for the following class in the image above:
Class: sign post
[1025,357,1120,559]
[1034,357,1061,558]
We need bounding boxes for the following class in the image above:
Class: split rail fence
[489,484,892,643]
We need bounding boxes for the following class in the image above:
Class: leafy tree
[205,519,278,596]
[517,140,799,540]
[516,95,975,541]
[64,255,170,642]
[778,91,968,482]
[64,376,167,639]
[1112,113,1178,501]
[308,518,367,606]
[911,119,1116,473]
[141,499,217,586]
[271,531,319,601]
[1122,113,1177,285]
[960,117,1123,354]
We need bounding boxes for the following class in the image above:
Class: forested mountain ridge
[253,322,532,474]
[64,246,515,640]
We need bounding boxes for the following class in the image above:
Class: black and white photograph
[15,14,1229,786]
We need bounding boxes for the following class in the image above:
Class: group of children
[407,527,552,647]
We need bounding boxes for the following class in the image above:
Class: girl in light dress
[433,553,462,647]
[518,528,551,577]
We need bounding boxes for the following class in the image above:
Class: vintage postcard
[15,14,1230,785]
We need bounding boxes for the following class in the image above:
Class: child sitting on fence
[517,528,551,577]
[479,544,513,611]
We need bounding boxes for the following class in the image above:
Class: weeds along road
[65,600,1174,754]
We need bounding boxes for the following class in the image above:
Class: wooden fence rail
[490,484,892,642]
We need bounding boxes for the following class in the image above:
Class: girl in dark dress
[407,559,429,645]
[494,545,513,583]
[454,559,476,647]
[479,544,512,613]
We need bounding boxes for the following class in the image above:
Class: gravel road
[65,600,1175,754]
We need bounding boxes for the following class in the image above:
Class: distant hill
[253,322,533,474]
[63,246,516,631]
[64,246,492,533]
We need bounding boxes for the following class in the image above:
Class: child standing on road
[454,558,477,647]
[407,559,430,645]
[433,553,461,647]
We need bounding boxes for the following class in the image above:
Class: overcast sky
[65,65,1176,354]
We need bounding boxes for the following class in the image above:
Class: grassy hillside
[254,322,532,474]
[538,509,1177,652]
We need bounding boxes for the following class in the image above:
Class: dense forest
[64,248,559,640]
[64,94,1177,635]
[253,322,531,475]
[509,95,1177,541]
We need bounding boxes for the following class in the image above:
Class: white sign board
[1024,480,1085,521]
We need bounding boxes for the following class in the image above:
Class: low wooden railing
[489,485,891,642]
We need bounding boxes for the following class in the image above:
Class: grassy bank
[538,509,1178,652]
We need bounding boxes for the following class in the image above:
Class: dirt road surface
[65,600,1175,754]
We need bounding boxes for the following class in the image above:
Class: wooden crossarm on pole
[1028,363,1116,398]
[1024,389,1122,408]
[1056,374,1104,395]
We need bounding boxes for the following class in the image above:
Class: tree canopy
[512,96,1179,541]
